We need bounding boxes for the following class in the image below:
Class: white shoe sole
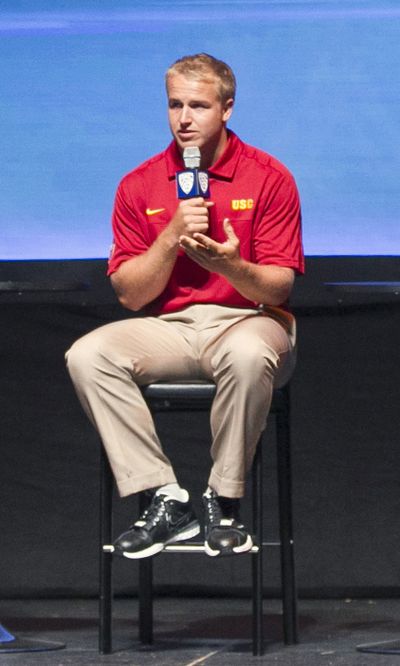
[122,522,200,560]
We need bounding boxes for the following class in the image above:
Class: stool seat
[99,382,298,656]
[141,381,216,411]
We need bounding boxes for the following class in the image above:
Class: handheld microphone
[176,146,210,199]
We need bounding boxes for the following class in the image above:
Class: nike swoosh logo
[146,207,165,216]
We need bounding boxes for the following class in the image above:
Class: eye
[169,100,182,109]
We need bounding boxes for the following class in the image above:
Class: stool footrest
[102,541,285,554]
[102,543,260,553]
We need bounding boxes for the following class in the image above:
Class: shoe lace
[205,492,240,525]
[205,494,224,524]
[134,494,167,529]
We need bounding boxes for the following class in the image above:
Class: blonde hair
[166,53,236,104]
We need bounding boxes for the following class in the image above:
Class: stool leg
[139,560,153,644]
[138,492,153,644]
[252,439,264,656]
[276,391,298,644]
[99,446,113,654]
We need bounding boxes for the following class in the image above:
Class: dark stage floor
[1,597,399,665]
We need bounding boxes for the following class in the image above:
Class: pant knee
[212,343,279,383]
[65,335,101,386]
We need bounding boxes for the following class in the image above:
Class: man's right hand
[110,199,213,311]
[168,197,214,243]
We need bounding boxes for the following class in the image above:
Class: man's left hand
[179,218,239,273]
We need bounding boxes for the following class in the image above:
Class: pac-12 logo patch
[198,172,209,195]
[178,172,195,195]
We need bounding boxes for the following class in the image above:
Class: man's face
[167,73,233,163]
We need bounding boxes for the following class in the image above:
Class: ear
[222,98,234,122]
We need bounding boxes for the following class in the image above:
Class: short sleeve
[107,176,149,275]
[253,171,304,274]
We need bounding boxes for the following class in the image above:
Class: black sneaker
[203,488,253,557]
[113,491,200,559]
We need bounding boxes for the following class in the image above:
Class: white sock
[155,483,189,503]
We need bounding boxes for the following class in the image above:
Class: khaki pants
[66,304,296,498]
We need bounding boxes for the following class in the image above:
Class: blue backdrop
[1,0,399,259]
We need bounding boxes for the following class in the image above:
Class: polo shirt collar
[166,130,243,180]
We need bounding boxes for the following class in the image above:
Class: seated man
[66,53,304,559]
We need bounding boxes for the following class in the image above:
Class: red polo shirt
[108,131,304,315]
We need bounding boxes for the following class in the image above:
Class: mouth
[177,130,198,141]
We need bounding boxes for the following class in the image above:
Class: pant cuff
[207,470,246,498]
[116,468,178,498]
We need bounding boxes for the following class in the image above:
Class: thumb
[223,218,237,241]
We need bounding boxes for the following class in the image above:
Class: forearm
[218,258,294,306]
[111,197,212,311]
[111,227,180,311]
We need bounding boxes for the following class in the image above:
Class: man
[66,53,304,559]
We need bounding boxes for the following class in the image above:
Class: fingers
[180,198,214,210]
[192,232,210,246]
[179,234,209,251]
[179,200,214,219]
[171,205,237,249]
[173,199,213,237]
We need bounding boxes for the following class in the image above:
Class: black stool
[99,382,298,656]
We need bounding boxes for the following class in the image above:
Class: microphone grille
[183,146,201,169]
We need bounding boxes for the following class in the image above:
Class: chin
[177,138,201,148]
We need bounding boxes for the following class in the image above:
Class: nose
[179,105,192,125]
